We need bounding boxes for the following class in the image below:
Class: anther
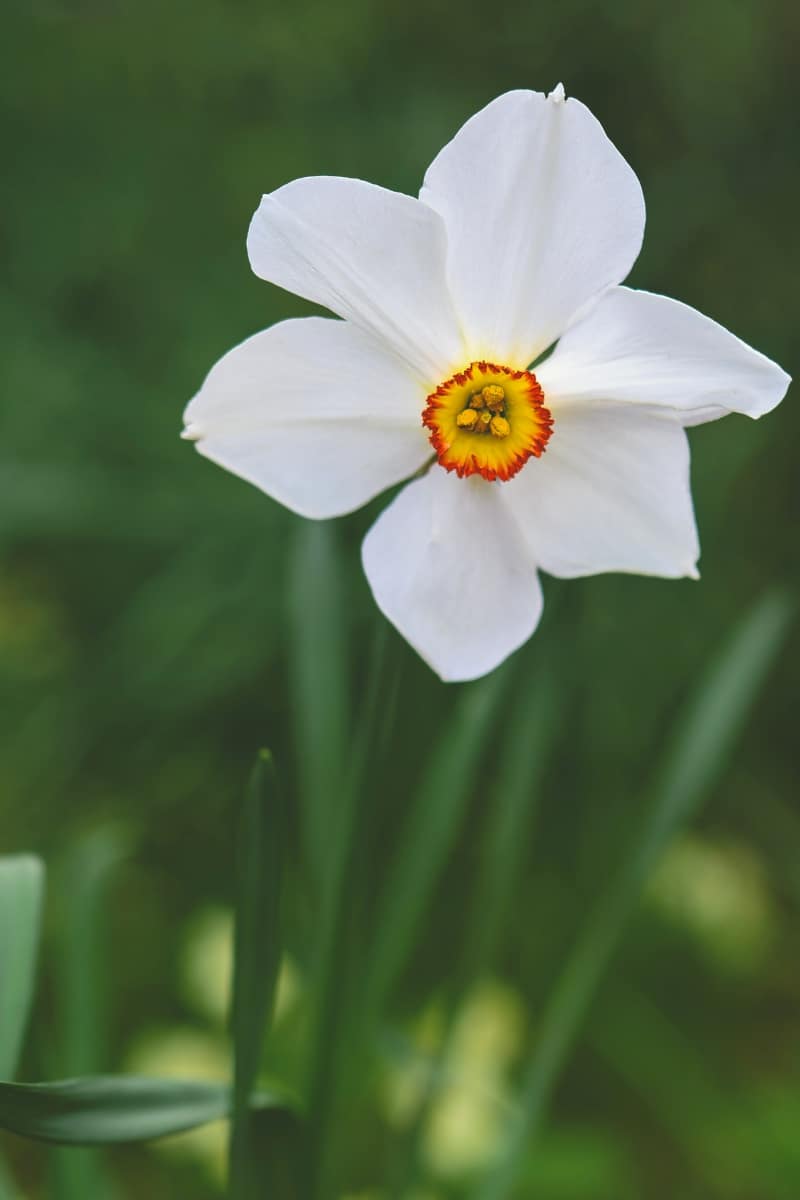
[482,385,505,412]
[490,415,511,438]
[456,409,479,429]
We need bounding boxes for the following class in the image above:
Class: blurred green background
[1,0,798,1197]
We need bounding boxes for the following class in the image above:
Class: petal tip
[181,422,203,442]
[775,363,792,395]
[748,359,791,419]
[548,82,566,105]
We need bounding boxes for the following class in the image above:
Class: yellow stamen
[490,415,511,438]
[469,393,484,409]
[482,384,506,412]
[456,408,479,429]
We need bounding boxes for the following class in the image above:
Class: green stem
[229,752,285,1199]
[304,624,390,1198]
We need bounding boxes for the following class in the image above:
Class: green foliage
[475,591,793,1199]
[365,666,512,1019]
[0,857,44,1081]
[0,1078,233,1145]
[288,524,351,889]
[50,830,128,1199]
[229,752,287,1198]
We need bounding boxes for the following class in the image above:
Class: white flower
[183,86,790,683]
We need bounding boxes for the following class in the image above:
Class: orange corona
[422,361,553,482]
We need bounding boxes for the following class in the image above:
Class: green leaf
[0,1077,232,1145]
[288,522,350,886]
[228,750,286,1198]
[475,590,794,1200]
[644,590,794,849]
[0,855,45,1080]
[0,1076,289,1147]
[365,666,511,1016]
[247,1106,305,1200]
[54,830,128,1077]
[51,830,128,1200]
[303,622,392,1199]
[462,663,562,982]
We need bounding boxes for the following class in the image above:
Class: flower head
[183,86,790,682]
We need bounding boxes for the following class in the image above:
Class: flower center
[422,361,553,482]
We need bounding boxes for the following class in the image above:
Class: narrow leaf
[229,750,285,1198]
[475,590,794,1200]
[644,591,794,849]
[0,1078,231,1145]
[0,855,45,1079]
[390,667,562,1199]
[304,622,392,1199]
[463,665,561,981]
[51,830,127,1200]
[288,522,350,886]
[55,829,127,1077]
[248,1106,305,1200]
[365,666,510,1016]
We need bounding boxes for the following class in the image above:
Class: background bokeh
[1,0,798,1197]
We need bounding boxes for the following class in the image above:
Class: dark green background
[1,1,798,1196]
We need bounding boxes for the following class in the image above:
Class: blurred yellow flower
[647,834,775,971]
[425,981,525,1179]
[382,980,526,1180]
[124,1026,229,1184]
[180,904,301,1025]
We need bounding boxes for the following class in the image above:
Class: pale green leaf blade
[288,522,350,885]
[0,1078,231,1145]
[51,829,128,1200]
[0,855,45,1080]
[0,1075,291,1147]
[365,665,511,1015]
[229,750,286,1198]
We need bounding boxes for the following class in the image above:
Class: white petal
[247,176,466,382]
[420,88,645,366]
[502,404,699,579]
[362,468,543,682]
[537,287,791,426]
[183,317,431,519]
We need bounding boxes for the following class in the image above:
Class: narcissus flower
[183,85,790,682]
